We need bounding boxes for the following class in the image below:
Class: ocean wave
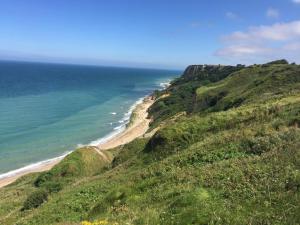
[88,125,126,146]
[88,96,145,146]
[158,79,171,90]
[0,151,72,180]
[113,124,125,130]
[0,93,152,181]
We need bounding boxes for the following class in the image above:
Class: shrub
[43,181,63,193]
[105,189,127,206]
[34,171,54,187]
[265,59,289,65]
[285,170,300,192]
[288,117,300,128]
[88,188,129,220]
[22,189,48,210]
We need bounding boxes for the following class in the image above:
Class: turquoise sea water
[0,61,179,177]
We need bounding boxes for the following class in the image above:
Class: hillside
[0,60,299,225]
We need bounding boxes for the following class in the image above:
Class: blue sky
[0,0,299,69]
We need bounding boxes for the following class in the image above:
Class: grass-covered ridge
[195,62,300,112]
[0,60,299,225]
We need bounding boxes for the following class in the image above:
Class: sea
[0,61,180,178]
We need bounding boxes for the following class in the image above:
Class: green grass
[148,64,244,128]
[0,60,299,225]
[194,63,300,112]
[34,146,113,189]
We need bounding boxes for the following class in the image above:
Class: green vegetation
[35,146,113,192]
[194,63,300,112]
[22,189,48,210]
[0,60,299,225]
[148,64,244,128]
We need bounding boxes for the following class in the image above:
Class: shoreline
[0,95,155,188]
[97,96,154,149]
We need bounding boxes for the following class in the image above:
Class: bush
[22,189,48,210]
[241,135,280,155]
[34,171,54,187]
[43,181,63,193]
[265,59,289,65]
[285,170,300,192]
[88,188,129,219]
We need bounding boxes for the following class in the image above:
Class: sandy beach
[98,96,154,149]
[0,159,60,188]
[0,96,154,188]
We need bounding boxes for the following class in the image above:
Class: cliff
[0,60,299,225]
[182,64,245,81]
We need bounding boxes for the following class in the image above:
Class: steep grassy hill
[0,60,299,225]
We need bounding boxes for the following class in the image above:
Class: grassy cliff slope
[0,60,299,225]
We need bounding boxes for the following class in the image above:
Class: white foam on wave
[77,143,85,148]
[0,151,72,180]
[88,96,145,146]
[113,124,124,130]
[89,125,126,146]
[158,79,172,90]
[0,95,147,180]
[159,82,170,89]
[0,77,174,181]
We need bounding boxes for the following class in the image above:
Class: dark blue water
[0,61,179,176]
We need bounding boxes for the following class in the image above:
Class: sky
[0,0,299,69]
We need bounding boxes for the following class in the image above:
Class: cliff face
[1,60,300,225]
[183,65,206,77]
[182,64,245,82]
[183,65,219,77]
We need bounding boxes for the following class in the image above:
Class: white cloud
[215,20,300,63]
[223,21,300,42]
[292,0,300,3]
[226,12,238,20]
[266,8,279,19]
[216,45,272,57]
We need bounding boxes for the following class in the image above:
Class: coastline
[0,95,155,188]
[97,96,154,149]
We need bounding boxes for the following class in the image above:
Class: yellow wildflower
[81,219,114,225]
[94,219,109,225]
[81,221,92,225]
